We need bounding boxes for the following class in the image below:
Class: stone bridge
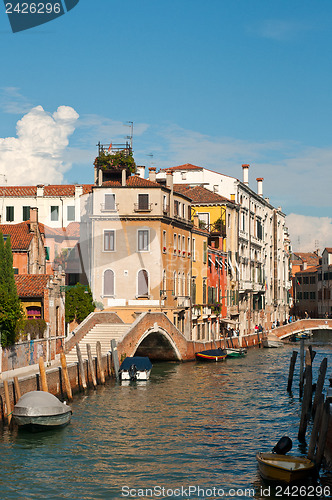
[270,319,332,340]
[65,311,241,362]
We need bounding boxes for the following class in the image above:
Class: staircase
[65,323,131,364]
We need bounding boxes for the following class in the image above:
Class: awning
[219,318,239,325]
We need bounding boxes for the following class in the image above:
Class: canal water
[1,333,332,500]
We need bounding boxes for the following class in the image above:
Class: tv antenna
[124,121,133,150]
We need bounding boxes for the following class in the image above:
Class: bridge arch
[117,312,190,361]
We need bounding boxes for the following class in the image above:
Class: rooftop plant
[94,150,136,174]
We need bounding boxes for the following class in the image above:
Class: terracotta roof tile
[0,184,93,197]
[160,164,202,172]
[173,184,232,204]
[292,252,320,267]
[0,222,33,250]
[325,248,332,254]
[102,175,161,188]
[15,274,50,297]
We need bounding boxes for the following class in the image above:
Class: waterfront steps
[65,323,131,364]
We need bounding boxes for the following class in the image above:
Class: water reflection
[0,332,331,499]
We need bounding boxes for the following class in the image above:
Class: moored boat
[119,356,152,381]
[13,391,72,432]
[195,348,227,362]
[225,347,247,358]
[256,452,315,483]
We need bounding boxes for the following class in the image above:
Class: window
[67,206,75,221]
[50,206,59,221]
[13,268,18,275]
[163,195,167,212]
[182,236,185,254]
[192,238,196,261]
[22,206,30,221]
[27,306,41,320]
[138,229,149,251]
[162,270,166,293]
[45,247,50,260]
[105,194,115,211]
[138,193,149,210]
[162,230,167,251]
[178,234,181,253]
[174,200,179,216]
[187,237,191,254]
[173,271,177,296]
[6,206,14,222]
[198,213,209,229]
[104,270,115,296]
[104,230,115,251]
[174,233,177,252]
[137,269,149,297]
[203,241,207,264]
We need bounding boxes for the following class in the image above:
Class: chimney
[166,169,173,191]
[121,169,126,187]
[193,213,199,228]
[75,185,83,197]
[148,167,156,183]
[29,207,38,224]
[256,177,264,197]
[242,164,249,185]
[36,185,44,197]
[136,166,145,178]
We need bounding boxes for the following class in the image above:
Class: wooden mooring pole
[314,399,330,470]
[76,344,87,390]
[3,380,12,426]
[13,376,21,402]
[299,338,305,398]
[38,356,48,392]
[111,339,120,382]
[298,351,313,441]
[287,350,298,392]
[60,351,73,400]
[86,344,97,388]
[307,394,324,461]
[96,341,105,385]
[312,358,327,418]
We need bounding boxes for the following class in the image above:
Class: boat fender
[272,436,292,455]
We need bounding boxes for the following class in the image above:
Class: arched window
[173,271,177,297]
[104,269,115,296]
[178,272,182,296]
[137,269,149,297]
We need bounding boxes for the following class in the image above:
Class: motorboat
[13,391,72,431]
[225,347,247,358]
[119,356,152,381]
[262,334,284,348]
[195,348,227,362]
[256,452,315,483]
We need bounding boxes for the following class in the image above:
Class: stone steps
[65,323,131,364]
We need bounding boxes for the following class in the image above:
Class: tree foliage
[65,283,95,324]
[0,233,23,347]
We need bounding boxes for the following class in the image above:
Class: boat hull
[13,391,72,432]
[226,348,247,358]
[256,452,315,483]
[195,349,227,362]
[119,356,152,381]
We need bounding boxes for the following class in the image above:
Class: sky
[0,0,331,252]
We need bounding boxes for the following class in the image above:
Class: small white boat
[262,334,284,348]
[13,391,72,431]
[225,348,247,358]
[119,356,152,381]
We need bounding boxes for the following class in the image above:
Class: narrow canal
[1,333,332,500]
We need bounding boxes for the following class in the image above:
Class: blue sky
[0,0,331,251]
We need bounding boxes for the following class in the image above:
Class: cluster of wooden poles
[287,340,330,470]
[1,339,121,428]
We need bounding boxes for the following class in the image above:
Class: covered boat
[119,356,152,381]
[256,452,315,483]
[195,348,227,362]
[13,391,72,431]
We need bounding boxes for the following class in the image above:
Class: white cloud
[286,214,332,253]
[0,105,79,185]
[250,19,311,41]
[0,87,33,114]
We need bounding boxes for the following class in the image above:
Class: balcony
[177,296,191,308]
[163,205,170,216]
[100,203,119,212]
[134,203,152,212]
[239,280,253,291]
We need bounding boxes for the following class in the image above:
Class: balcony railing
[100,203,119,212]
[134,203,152,212]
[177,296,191,308]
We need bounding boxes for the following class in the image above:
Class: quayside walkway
[271,319,332,339]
